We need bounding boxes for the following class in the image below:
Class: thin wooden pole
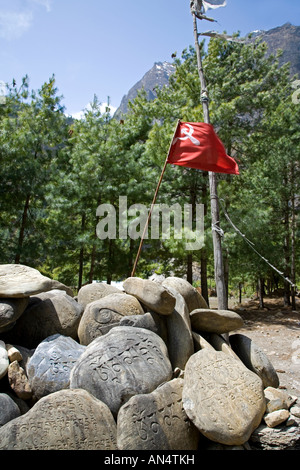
[131,119,181,277]
[192,10,228,310]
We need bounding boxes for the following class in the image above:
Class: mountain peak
[114,61,175,118]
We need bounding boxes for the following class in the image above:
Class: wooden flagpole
[191,5,228,310]
[131,119,181,277]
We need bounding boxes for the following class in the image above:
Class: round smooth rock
[0,389,117,450]
[117,378,199,450]
[182,348,266,446]
[164,287,194,370]
[27,334,86,400]
[7,360,32,400]
[70,326,173,417]
[0,298,29,330]
[0,264,54,298]
[78,293,144,345]
[229,334,279,388]
[5,291,83,348]
[162,277,208,312]
[120,311,168,343]
[0,393,20,426]
[123,277,176,315]
[264,409,290,428]
[190,308,244,334]
[0,340,9,379]
[77,282,122,308]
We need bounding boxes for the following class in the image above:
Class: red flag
[167,122,239,175]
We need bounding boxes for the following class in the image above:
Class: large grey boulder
[0,389,117,450]
[229,333,279,388]
[0,264,54,298]
[117,378,199,450]
[0,393,20,427]
[0,297,29,332]
[162,277,208,312]
[182,349,266,446]
[27,334,86,400]
[0,340,9,379]
[190,308,244,334]
[4,290,83,348]
[123,277,176,315]
[77,282,122,308]
[78,293,144,345]
[120,311,168,343]
[70,326,173,417]
[164,287,194,370]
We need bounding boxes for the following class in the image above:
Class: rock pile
[0,264,299,450]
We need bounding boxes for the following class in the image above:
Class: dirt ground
[209,296,300,400]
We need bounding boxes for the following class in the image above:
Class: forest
[0,36,299,308]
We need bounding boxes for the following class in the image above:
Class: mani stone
[0,393,20,427]
[0,264,54,298]
[5,290,83,349]
[182,349,266,446]
[0,297,29,332]
[190,308,244,334]
[78,293,144,345]
[77,282,122,308]
[117,378,199,450]
[70,326,173,417]
[123,277,176,315]
[120,311,168,344]
[0,389,117,450]
[229,334,279,388]
[164,287,194,370]
[27,334,86,400]
[162,277,208,312]
[0,340,9,379]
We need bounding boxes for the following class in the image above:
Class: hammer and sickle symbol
[173,124,201,146]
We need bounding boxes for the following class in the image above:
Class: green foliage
[0,36,298,300]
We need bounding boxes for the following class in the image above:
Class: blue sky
[0,0,299,117]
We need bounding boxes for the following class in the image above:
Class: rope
[219,199,297,290]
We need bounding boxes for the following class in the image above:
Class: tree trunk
[239,282,243,304]
[15,193,31,264]
[77,212,86,291]
[258,277,265,309]
[291,164,296,310]
[192,11,227,311]
[200,249,209,306]
[187,253,193,284]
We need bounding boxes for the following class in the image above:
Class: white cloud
[0,0,52,40]
[0,10,33,40]
[69,102,117,120]
[30,0,52,13]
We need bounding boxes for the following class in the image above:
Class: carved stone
[78,293,144,345]
[0,389,117,450]
[117,378,199,450]
[27,334,86,400]
[70,326,173,417]
[182,349,266,446]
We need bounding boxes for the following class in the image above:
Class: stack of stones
[0,264,299,450]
